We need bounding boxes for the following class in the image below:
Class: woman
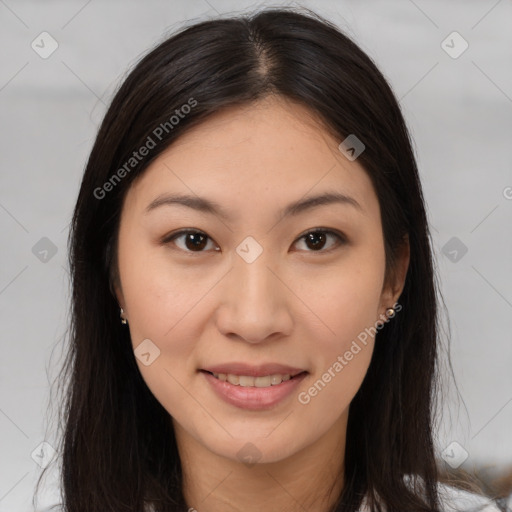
[36,7,502,512]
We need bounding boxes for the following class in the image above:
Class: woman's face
[115,95,408,465]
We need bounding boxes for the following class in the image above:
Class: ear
[378,234,410,315]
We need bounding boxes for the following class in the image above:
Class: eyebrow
[144,191,364,221]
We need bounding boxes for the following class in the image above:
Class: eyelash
[162,228,346,255]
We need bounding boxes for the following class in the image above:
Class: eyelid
[161,228,219,254]
[161,227,347,253]
[296,227,346,242]
[293,227,346,253]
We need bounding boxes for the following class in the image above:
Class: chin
[200,428,305,466]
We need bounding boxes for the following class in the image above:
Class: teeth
[212,372,293,387]
[226,374,239,385]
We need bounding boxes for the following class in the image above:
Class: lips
[201,367,308,410]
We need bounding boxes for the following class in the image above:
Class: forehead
[123,95,379,222]
[159,95,338,160]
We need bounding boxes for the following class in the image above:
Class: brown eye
[163,228,345,255]
[294,229,345,252]
[305,231,327,250]
[164,230,218,253]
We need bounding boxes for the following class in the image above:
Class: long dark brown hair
[36,6,449,511]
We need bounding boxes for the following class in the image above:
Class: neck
[174,413,347,512]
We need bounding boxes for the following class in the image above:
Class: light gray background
[0,0,511,510]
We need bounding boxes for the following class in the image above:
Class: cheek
[118,235,209,340]
[297,345,372,437]
[117,232,230,386]
[116,240,206,408]
[294,251,384,418]
[305,249,385,347]
[119,248,206,421]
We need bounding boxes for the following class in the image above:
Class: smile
[208,371,303,388]
[201,370,309,410]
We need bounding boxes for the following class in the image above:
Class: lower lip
[201,370,308,410]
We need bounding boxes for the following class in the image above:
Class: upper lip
[201,363,307,377]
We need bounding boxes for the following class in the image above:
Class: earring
[120,307,127,325]
[385,307,396,319]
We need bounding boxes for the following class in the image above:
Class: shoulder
[436,481,502,512]
[357,478,503,512]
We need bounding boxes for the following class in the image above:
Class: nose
[215,248,293,344]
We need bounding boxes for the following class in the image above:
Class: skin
[114,95,410,512]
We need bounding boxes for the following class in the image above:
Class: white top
[436,483,505,512]
[37,482,506,512]
[357,481,504,512]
